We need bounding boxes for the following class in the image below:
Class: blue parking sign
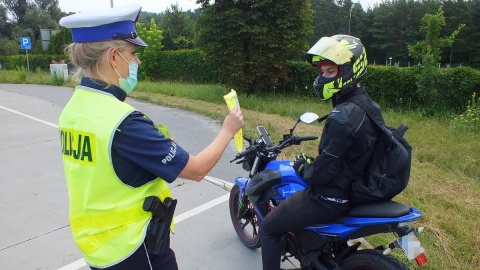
[20,37,31,50]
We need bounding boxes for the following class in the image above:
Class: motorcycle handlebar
[298,136,318,141]
[235,146,257,159]
[231,135,318,162]
[275,135,318,150]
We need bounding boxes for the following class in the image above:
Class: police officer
[260,35,381,270]
[58,4,243,270]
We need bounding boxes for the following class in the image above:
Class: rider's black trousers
[260,188,351,270]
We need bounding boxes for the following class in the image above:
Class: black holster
[143,196,177,255]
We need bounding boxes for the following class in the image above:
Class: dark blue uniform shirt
[81,77,190,187]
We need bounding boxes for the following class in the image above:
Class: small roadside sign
[20,37,31,50]
[20,37,31,73]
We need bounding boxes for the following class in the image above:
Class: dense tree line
[1,0,479,70]
[196,0,313,94]
[332,0,479,68]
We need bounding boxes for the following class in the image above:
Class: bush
[451,92,480,133]
[281,61,317,97]
[4,54,68,71]
[139,49,219,84]
[353,65,480,114]
[362,66,417,110]
[437,66,480,113]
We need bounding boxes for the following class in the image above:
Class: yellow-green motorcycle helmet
[305,34,368,100]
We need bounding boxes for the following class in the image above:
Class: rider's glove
[293,153,314,176]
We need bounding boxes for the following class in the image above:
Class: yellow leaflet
[154,124,171,139]
[223,89,243,152]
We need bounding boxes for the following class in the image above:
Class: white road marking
[174,193,230,223]
[0,105,59,128]
[57,259,86,270]
[0,105,236,270]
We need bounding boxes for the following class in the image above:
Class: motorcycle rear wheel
[229,184,261,249]
[342,249,411,270]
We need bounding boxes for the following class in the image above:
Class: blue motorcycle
[229,113,427,270]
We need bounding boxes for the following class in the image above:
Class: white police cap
[59,4,147,47]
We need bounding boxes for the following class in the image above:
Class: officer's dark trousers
[260,189,351,270]
[90,236,178,270]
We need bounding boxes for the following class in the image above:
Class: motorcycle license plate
[396,232,425,260]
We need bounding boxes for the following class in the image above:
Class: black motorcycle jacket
[301,87,379,199]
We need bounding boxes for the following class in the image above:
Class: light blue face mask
[113,51,138,94]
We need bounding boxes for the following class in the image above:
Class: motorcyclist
[260,34,382,270]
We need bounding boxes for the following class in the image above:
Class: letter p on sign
[20,37,31,50]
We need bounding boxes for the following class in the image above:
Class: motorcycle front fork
[236,193,249,219]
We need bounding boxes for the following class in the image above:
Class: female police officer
[58,4,243,270]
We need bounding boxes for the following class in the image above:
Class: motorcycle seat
[347,200,411,218]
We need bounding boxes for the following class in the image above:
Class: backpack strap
[317,95,408,140]
[349,95,408,140]
[316,96,371,125]
[317,95,383,128]
[348,95,385,130]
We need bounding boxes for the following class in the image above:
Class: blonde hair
[65,40,132,82]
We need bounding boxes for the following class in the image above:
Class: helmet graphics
[305,35,368,100]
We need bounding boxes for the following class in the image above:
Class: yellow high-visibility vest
[59,86,172,268]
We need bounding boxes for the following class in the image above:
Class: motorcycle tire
[342,249,411,270]
[229,184,261,249]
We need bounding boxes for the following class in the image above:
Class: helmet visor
[306,37,354,65]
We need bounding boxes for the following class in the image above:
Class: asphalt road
[0,84,299,270]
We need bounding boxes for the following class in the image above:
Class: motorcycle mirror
[299,112,319,124]
[290,112,319,135]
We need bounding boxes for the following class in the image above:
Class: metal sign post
[20,37,31,73]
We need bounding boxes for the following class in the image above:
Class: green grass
[0,67,73,86]
[1,70,479,269]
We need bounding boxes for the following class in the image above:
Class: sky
[58,0,382,14]
[58,0,201,13]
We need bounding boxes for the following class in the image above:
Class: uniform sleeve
[112,112,190,187]
[301,113,355,186]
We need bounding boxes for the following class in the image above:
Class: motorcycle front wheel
[342,249,411,270]
[229,184,261,249]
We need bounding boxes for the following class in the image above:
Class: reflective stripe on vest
[59,86,172,267]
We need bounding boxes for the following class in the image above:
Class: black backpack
[349,96,413,204]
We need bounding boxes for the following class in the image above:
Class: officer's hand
[292,153,314,176]
[222,107,243,136]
